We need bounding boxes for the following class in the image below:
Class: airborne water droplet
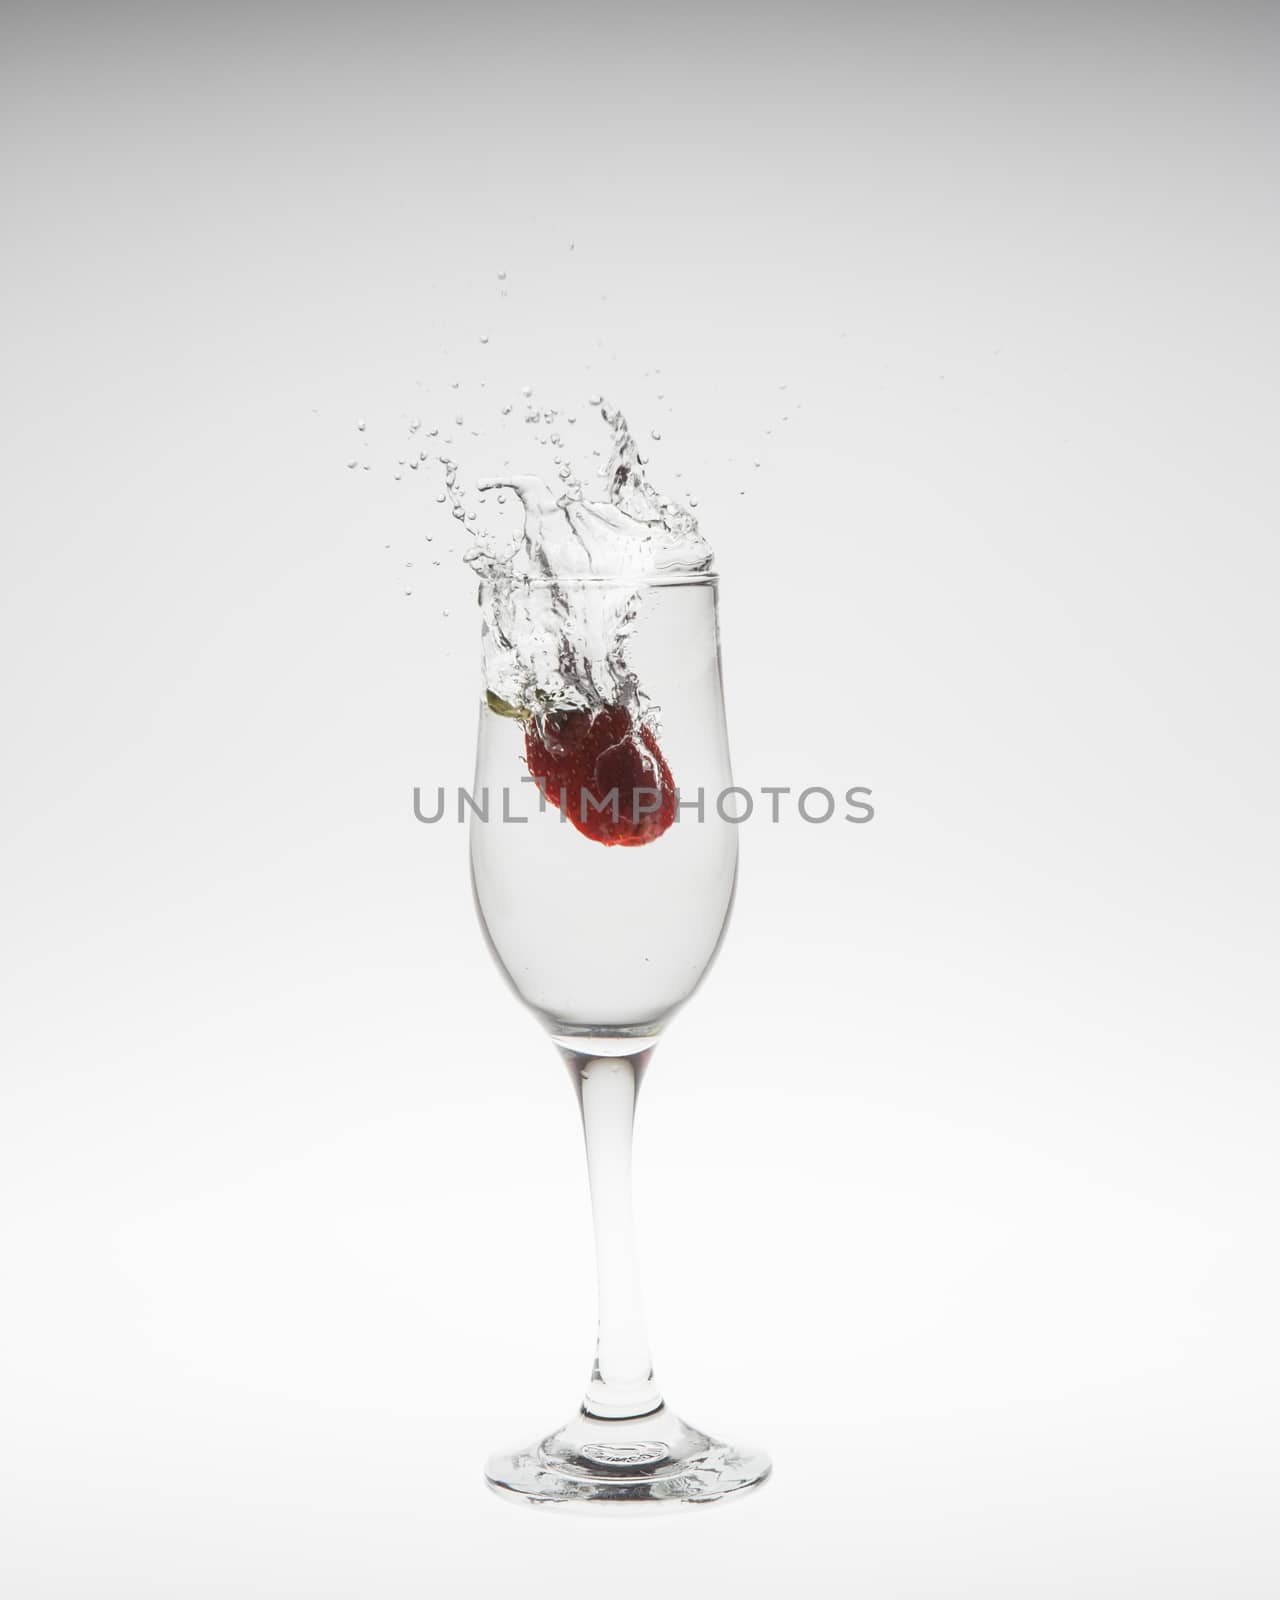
[436,493,446,503]
[650,429,661,440]
[588,394,602,406]
[479,334,489,344]
[356,418,366,431]
[497,269,507,280]
[521,385,532,397]
[346,459,357,469]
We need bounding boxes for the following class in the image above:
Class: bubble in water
[356,418,366,431]
[497,269,507,280]
[420,449,428,461]
[588,394,602,406]
[362,463,370,471]
[405,561,413,568]
[427,427,439,437]
[409,417,421,432]
[497,494,507,504]
[650,429,661,440]
[409,459,419,470]
[393,470,402,481]
[436,494,446,503]
[479,334,489,344]
[405,590,412,596]
[454,414,464,426]
[346,459,357,469]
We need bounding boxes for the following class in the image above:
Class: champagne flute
[471,572,770,1507]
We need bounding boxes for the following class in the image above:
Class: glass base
[485,1404,771,1508]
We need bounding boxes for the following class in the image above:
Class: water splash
[465,406,711,725]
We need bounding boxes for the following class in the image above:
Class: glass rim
[476,570,719,591]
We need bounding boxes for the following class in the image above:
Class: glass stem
[562,1048,662,1421]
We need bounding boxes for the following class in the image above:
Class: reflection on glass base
[485,1404,771,1508]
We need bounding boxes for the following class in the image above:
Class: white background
[2,2,1277,1595]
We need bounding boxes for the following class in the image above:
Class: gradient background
[2,2,1277,1595]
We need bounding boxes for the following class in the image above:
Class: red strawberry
[524,704,676,846]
